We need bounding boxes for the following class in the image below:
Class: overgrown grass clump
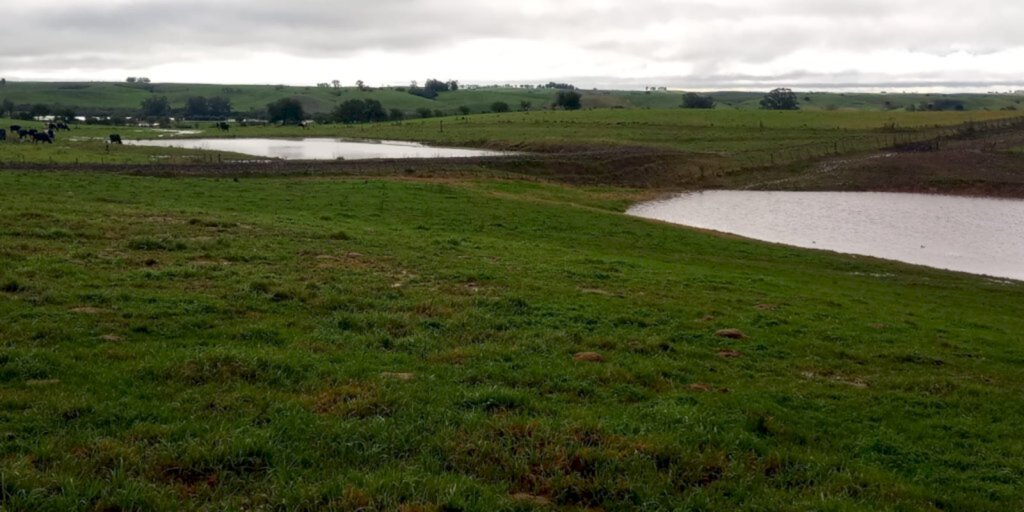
[0,172,1022,510]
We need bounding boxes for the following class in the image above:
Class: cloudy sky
[5,0,1024,90]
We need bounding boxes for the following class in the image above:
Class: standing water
[126,138,509,160]
[628,191,1024,281]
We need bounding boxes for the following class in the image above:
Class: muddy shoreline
[3,129,1024,199]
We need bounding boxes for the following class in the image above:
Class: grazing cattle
[47,129,56,141]
[31,132,52,144]
[18,130,30,140]
[10,124,21,133]
[56,122,70,130]
[109,134,123,144]
[48,123,57,131]
[217,122,230,131]
[0,129,6,141]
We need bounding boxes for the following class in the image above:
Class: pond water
[628,191,1024,281]
[126,137,508,160]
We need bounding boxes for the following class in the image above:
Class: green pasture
[3,109,1020,172]
[1,172,1022,510]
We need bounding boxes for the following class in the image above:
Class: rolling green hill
[1,81,1022,118]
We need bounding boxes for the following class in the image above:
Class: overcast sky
[5,0,1024,90]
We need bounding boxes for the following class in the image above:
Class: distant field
[1,81,1023,117]
[3,109,1022,175]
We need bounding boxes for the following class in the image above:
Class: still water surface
[628,191,1024,281]
[127,138,508,160]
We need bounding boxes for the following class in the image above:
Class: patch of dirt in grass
[573,352,605,363]
[380,372,416,381]
[70,306,108,314]
[510,493,552,506]
[580,287,622,298]
[688,383,731,393]
[313,381,394,418]
[715,328,747,339]
[800,370,869,389]
[717,349,744,359]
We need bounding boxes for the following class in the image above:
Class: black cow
[0,129,6,141]
[10,124,21,133]
[31,132,52,143]
[56,122,70,130]
[217,122,230,131]
[109,134,123,144]
[47,129,55,141]
[18,129,30,140]
[48,123,57,131]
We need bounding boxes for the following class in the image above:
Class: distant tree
[554,90,582,110]
[140,96,171,117]
[138,77,152,84]
[681,92,715,109]
[424,79,448,93]
[356,80,366,91]
[457,105,471,115]
[184,96,209,118]
[760,88,799,110]
[29,103,50,117]
[927,99,966,111]
[409,78,458,99]
[490,101,510,113]
[0,78,6,86]
[1,99,14,117]
[415,107,433,118]
[519,101,532,111]
[267,98,306,124]
[545,82,576,90]
[53,107,76,121]
[126,77,137,83]
[408,85,438,99]
[433,109,445,118]
[332,99,387,124]
[332,80,341,89]
[389,108,405,121]
[207,97,232,118]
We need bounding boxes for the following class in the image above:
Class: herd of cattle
[0,122,71,143]
[0,122,125,145]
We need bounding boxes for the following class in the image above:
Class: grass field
[1,172,1023,510]
[2,81,1023,117]
[5,109,1021,172]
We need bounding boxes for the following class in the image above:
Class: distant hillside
[0,81,1021,118]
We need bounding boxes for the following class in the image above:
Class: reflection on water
[126,137,508,160]
[628,191,1024,281]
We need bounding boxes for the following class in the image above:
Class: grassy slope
[2,81,1023,115]
[1,172,1022,511]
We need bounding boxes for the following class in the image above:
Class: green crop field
[1,172,1023,510]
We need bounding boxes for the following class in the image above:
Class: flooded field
[126,137,509,160]
[629,191,1024,280]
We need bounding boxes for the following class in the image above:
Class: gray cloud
[4,0,1024,87]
